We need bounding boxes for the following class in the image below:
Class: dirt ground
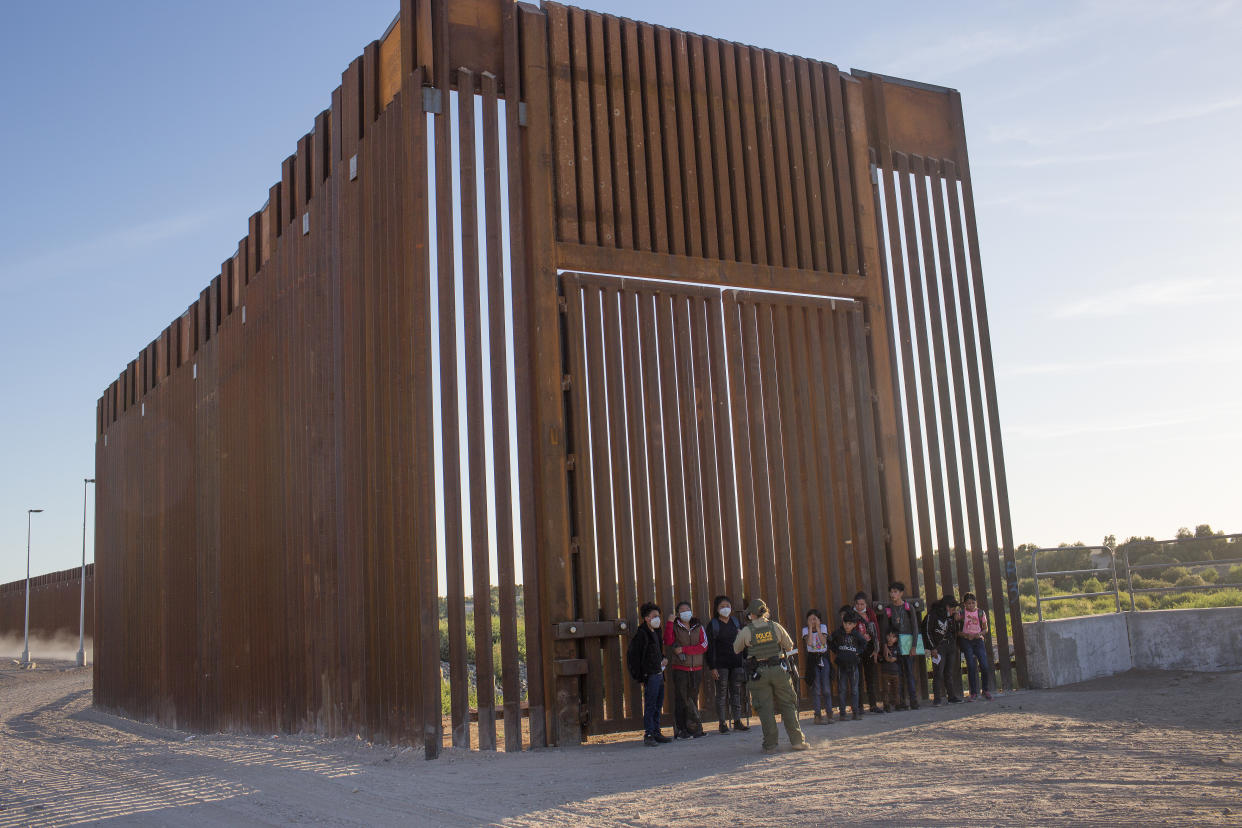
[1,662,1239,827]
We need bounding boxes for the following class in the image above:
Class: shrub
[1175,574,1206,588]
[1223,565,1242,585]
[1201,568,1219,584]
[1162,566,1191,583]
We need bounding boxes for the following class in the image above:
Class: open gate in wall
[93,0,1026,758]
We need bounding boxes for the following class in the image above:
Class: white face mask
[679,610,692,623]
[719,606,731,617]
[648,616,661,628]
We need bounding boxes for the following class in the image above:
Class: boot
[732,719,749,732]
[644,734,658,747]
[653,731,671,743]
[813,712,823,725]
[852,709,861,721]
[719,720,730,735]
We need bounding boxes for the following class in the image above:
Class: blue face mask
[679,610,692,623]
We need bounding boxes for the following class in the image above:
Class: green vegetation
[438,585,528,706]
[1020,524,1241,622]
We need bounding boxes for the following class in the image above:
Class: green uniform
[734,617,806,750]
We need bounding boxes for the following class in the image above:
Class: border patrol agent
[733,599,809,752]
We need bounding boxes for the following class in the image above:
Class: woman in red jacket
[664,600,709,739]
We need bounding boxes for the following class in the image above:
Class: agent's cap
[746,598,769,617]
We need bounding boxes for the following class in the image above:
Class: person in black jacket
[830,608,867,720]
[922,594,963,705]
[704,594,750,734]
[627,602,671,745]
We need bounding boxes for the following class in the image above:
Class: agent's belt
[756,656,783,666]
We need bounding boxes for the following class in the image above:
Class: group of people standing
[626,581,997,752]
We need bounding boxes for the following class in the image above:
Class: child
[853,592,883,714]
[880,581,921,710]
[626,602,671,745]
[663,600,709,738]
[878,629,904,712]
[802,609,833,725]
[705,595,749,733]
[922,593,962,705]
[830,608,866,720]
[956,592,994,701]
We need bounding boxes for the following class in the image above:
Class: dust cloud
[0,632,92,663]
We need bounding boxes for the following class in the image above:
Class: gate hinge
[558,296,568,313]
[566,453,576,471]
[569,539,581,555]
[562,374,572,391]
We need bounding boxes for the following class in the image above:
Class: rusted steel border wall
[95,20,440,751]
[0,564,94,641]
[93,0,1024,753]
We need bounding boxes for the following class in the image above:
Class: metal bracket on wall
[552,619,630,640]
[554,658,588,676]
[422,86,443,114]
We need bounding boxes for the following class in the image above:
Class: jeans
[671,669,704,735]
[714,667,748,722]
[807,657,832,717]
[836,663,860,713]
[961,637,992,695]
[643,672,665,736]
[859,657,879,708]
[898,655,918,706]
[932,642,961,701]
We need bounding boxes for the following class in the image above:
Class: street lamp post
[79,479,95,668]
[22,508,44,667]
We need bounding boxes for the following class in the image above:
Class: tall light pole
[22,508,44,667]
[79,480,95,668]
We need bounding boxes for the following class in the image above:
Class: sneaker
[813,713,824,725]
[932,699,943,707]
[762,744,778,753]
[732,719,750,732]
[983,691,993,701]
[719,721,730,735]
[910,701,920,710]
[896,703,909,711]
[691,730,706,738]
[644,735,658,747]
[869,706,883,715]
[948,697,964,704]
[653,732,672,743]
[965,694,975,703]
[852,710,861,721]
[790,741,810,751]
[675,730,691,740]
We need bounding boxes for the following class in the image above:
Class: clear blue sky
[2,0,1239,585]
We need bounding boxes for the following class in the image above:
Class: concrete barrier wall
[1128,607,1242,672]
[1024,612,1132,688]
[1023,607,1242,688]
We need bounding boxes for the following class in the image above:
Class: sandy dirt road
[1,662,1240,826]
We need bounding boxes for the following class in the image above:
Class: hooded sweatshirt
[922,601,958,651]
